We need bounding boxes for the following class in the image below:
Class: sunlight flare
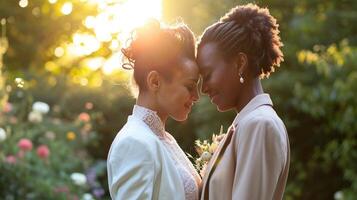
[102,53,122,75]
[68,33,101,56]
[68,0,163,74]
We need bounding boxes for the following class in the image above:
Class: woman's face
[197,42,242,112]
[157,58,200,121]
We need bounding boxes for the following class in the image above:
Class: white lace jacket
[107,105,201,200]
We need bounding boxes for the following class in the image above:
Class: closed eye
[186,82,198,92]
[186,85,194,91]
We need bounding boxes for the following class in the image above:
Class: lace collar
[132,105,166,138]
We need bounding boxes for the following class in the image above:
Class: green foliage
[0,0,97,70]
[1,0,357,199]
[283,41,357,200]
[0,90,106,199]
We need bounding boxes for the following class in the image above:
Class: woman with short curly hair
[197,4,290,200]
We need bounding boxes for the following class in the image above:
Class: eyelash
[186,83,198,91]
[186,85,194,91]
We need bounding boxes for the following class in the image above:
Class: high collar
[232,93,273,127]
[132,105,166,138]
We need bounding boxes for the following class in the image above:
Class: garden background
[0,0,356,199]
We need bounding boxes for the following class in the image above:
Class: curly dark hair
[122,19,196,91]
[198,3,284,78]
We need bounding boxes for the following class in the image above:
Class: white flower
[334,191,344,200]
[82,193,94,200]
[200,151,212,162]
[70,172,87,186]
[32,101,50,114]
[0,128,6,142]
[45,131,56,140]
[28,111,43,123]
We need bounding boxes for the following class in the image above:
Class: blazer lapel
[201,125,235,200]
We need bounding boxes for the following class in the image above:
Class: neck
[136,92,168,126]
[235,77,263,113]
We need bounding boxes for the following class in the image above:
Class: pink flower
[85,102,93,110]
[18,138,33,151]
[78,112,90,122]
[5,155,17,164]
[2,102,12,113]
[9,116,18,124]
[36,145,50,159]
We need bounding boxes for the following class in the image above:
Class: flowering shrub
[0,98,107,199]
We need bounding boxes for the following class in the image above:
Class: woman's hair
[198,3,284,78]
[122,19,196,91]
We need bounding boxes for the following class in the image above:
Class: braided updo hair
[198,4,283,78]
[122,19,196,91]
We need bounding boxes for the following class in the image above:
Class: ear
[146,71,161,92]
[234,52,248,75]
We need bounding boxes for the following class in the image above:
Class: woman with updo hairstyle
[107,19,201,200]
[197,4,290,200]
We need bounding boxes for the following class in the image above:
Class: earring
[239,73,244,84]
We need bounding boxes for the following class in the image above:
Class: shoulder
[236,106,287,146]
[234,105,289,157]
[108,118,162,163]
[240,106,285,133]
[121,116,161,144]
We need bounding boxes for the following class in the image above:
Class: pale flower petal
[200,151,212,162]
[70,172,87,186]
[28,111,43,123]
[32,101,50,114]
[82,193,94,200]
[0,128,6,142]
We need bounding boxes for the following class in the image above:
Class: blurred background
[0,0,356,199]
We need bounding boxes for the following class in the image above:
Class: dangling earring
[239,73,244,84]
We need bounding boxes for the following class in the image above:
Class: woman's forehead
[176,58,199,80]
[197,43,222,68]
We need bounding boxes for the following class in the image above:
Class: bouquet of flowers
[190,126,226,177]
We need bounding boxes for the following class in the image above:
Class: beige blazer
[201,94,290,200]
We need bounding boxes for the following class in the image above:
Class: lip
[208,92,217,99]
[184,102,193,110]
[209,94,218,101]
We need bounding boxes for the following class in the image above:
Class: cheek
[211,70,234,90]
[170,88,190,106]
[218,70,239,90]
[159,86,186,110]
[215,72,240,103]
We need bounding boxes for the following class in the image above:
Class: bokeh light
[61,2,73,15]
[68,0,162,74]
[19,0,28,8]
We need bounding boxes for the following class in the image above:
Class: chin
[216,103,234,112]
[172,113,188,121]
